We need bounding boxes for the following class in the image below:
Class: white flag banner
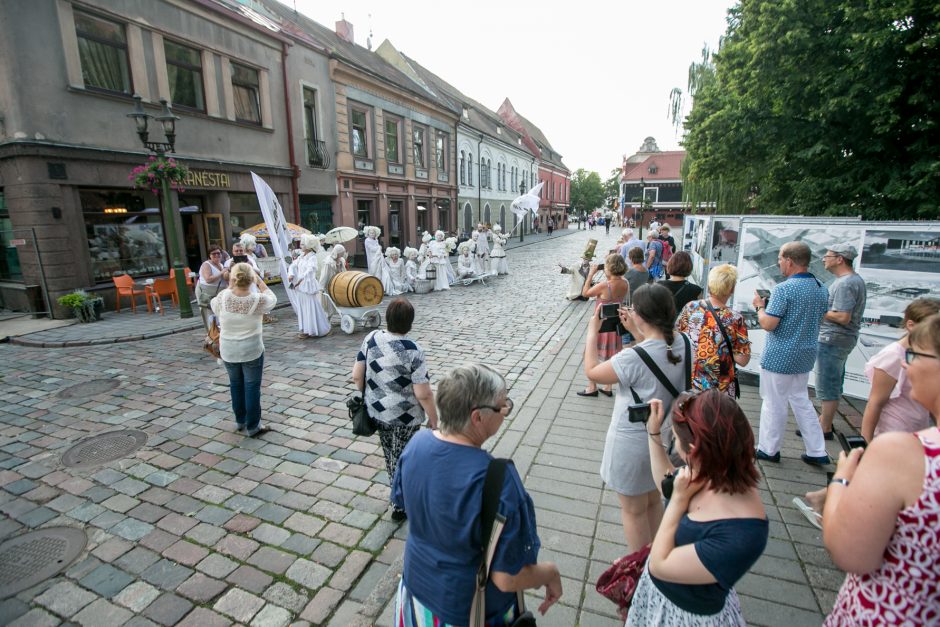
[251,172,298,308]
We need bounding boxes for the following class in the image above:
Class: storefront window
[229,192,263,250]
[81,189,167,282]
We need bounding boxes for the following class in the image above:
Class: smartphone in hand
[600,303,620,319]
[836,430,867,454]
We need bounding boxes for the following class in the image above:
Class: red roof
[622,151,684,181]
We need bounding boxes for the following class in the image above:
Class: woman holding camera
[626,390,767,625]
[583,283,690,551]
[577,253,630,397]
[823,314,940,625]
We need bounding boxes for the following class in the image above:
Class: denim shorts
[815,342,853,401]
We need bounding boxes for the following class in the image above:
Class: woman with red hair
[627,389,768,625]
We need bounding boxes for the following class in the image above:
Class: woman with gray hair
[391,363,562,625]
[286,234,330,338]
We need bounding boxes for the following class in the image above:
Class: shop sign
[9,239,26,246]
[184,170,232,188]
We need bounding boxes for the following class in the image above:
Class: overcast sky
[284,0,735,177]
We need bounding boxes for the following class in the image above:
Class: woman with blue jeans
[210,262,276,436]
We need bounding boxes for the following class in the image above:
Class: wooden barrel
[328,271,384,307]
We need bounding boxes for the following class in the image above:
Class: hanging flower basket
[129,156,189,195]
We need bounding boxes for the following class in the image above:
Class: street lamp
[519,180,526,243]
[127,95,192,318]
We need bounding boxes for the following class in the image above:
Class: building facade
[0,0,339,314]
[620,137,685,229]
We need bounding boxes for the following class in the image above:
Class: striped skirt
[394,578,516,627]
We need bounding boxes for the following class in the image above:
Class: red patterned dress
[825,430,940,626]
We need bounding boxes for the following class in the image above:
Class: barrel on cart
[327,271,384,308]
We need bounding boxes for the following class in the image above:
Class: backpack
[660,236,674,263]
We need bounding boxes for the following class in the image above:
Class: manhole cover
[61,430,148,469]
[57,378,121,399]
[0,527,87,598]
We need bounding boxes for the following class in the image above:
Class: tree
[675,0,940,219]
[569,169,605,214]
[603,168,622,208]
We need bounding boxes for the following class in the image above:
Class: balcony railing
[306,139,331,169]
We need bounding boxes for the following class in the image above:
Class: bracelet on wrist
[648,431,661,437]
[829,478,849,487]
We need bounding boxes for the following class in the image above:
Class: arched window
[463,203,473,234]
[459,151,466,185]
[468,153,473,186]
[484,204,491,224]
[499,205,506,229]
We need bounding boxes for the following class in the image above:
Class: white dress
[384,258,406,296]
[475,230,491,274]
[318,256,346,317]
[428,240,450,291]
[404,260,418,291]
[416,242,430,280]
[286,252,331,336]
[456,253,475,278]
[491,234,509,275]
[365,237,390,285]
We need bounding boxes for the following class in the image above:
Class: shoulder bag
[202,282,225,359]
[704,300,741,399]
[596,543,651,620]
[469,459,536,627]
[347,332,378,437]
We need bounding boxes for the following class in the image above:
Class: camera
[836,430,867,454]
[756,289,770,307]
[232,255,249,264]
[600,303,621,320]
[595,263,604,271]
[661,470,677,500]
[627,403,651,423]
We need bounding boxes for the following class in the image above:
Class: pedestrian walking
[210,262,277,437]
[815,243,867,438]
[351,298,438,521]
[547,216,555,236]
[391,364,562,624]
[753,241,830,465]
[645,231,665,280]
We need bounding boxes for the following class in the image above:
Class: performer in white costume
[491,224,509,275]
[474,223,491,274]
[443,237,458,284]
[363,226,390,285]
[286,234,331,338]
[456,242,476,278]
[318,244,347,318]
[470,232,484,275]
[417,231,432,280]
[383,247,406,296]
[402,247,418,292]
[428,231,451,291]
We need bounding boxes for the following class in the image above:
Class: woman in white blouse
[210,263,277,437]
[287,234,331,339]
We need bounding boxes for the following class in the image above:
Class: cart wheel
[341,314,356,334]
[365,311,381,328]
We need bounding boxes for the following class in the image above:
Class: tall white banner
[251,172,298,309]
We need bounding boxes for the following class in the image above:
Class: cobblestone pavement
[0,228,857,626]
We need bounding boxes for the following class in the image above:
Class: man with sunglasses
[814,243,867,438]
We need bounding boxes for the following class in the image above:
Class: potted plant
[57,290,104,323]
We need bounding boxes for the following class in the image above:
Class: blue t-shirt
[391,430,540,624]
[651,515,768,615]
[761,273,829,374]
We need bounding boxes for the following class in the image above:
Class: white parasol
[510,182,544,219]
[322,226,359,245]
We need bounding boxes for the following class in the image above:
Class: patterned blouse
[356,330,430,427]
[676,299,751,397]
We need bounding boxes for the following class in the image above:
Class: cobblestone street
[1,228,855,626]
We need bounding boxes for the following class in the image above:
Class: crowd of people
[201,219,938,625]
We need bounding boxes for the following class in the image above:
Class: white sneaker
[792,497,823,530]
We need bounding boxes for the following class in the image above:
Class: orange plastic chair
[146,277,179,315]
[169,267,195,288]
[112,274,151,313]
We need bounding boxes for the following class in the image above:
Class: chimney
[335,17,354,44]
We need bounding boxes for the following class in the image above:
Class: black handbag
[347,333,377,437]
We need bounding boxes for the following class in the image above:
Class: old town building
[620,137,686,230]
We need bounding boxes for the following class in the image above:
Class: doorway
[388,200,403,248]
[178,195,206,271]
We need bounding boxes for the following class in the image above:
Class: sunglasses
[473,397,514,417]
[905,349,938,365]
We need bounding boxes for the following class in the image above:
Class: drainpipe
[477,134,483,227]
[281,41,301,223]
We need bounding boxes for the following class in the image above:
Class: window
[412,124,426,168]
[435,131,448,172]
[468,153,473,186]
[164,40,204,111]
[74,11,131,94]
[643,187,659,203]
[384,115,402,163]
[231,62,261,124]
[303,87,328,168]
[81,189,167,282]
[460,151,466,185]
[349,104,372,159]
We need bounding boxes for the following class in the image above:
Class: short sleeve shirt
[818,273,867,348]
[762,273,829,374]
[647,240,664,266]
[356,331,430,426]
[676,300,751,395]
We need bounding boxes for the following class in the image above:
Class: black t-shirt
[657,279,703,315]
[651,515,768,615]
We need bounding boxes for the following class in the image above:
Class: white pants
[758,369,826,457]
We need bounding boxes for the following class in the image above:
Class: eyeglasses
[905,349,939,365]
[210,252,222,256]
[674,390,703,416]
[822,254,840,260]
[473,397,514,417]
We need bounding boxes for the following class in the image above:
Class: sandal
[792,497,823,530]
